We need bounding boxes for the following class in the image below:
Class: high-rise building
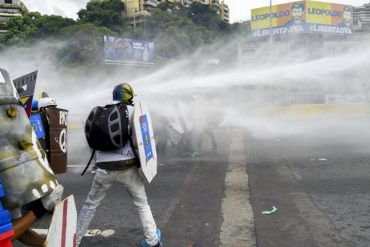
[211,0,219,6]
[219,0,229,23]
[122,0,159,27]
[0,0,28,33]
[134,0,229,23]
[353,2,370,31]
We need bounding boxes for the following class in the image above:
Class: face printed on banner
[343,7,352,26]
[291,3,304,24]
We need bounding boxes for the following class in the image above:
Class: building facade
[123,0,229,23]
[219,0,229,23]
[0,0,28,33]
[353,2,370,31]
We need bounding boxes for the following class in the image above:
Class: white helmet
[38,97,57,108]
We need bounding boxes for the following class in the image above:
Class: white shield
[46,195,77,247]
[133,101,158,183]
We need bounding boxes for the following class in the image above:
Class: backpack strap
[81,149,96,176]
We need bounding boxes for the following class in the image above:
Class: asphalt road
[246,118,370,247]
[13,117,370,247]
[15,127,236,247]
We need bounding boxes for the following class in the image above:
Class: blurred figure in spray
[105,37,116,60]
[152,112,170,155]
[193,95,218,151]
[160,103,186,154]
[173,101,196,156]
[0,68,64,246]
[153,101,196,156]
[76,83,162,247]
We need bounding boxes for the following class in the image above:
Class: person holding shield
[76,83,162,247]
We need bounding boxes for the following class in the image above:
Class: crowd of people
[154,94,224,157]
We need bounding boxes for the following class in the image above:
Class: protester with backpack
[76,83,162,247]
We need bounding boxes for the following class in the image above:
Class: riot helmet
[38,97,57,109]
[113,83,136,103]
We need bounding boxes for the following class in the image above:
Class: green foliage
[0,0,246,66]
[57,23,116,66]
[189,3,231,34]
[230,21,251,35]
[0,12,75,46]
[78,0,126,33]
[143,9,215,59]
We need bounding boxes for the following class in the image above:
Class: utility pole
[133,9,137,31]
[144,10,147,40]
[269,0,273,46]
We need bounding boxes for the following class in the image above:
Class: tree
[78,0,126,33]
[188,3,223,32]
[0,0,241,65]
[57,23,116,66]
[0,12,75,46]
[144,9,215,59]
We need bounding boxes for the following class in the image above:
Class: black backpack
[84,103,130,151]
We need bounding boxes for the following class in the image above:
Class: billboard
[252,1,307,36]
[251,1,352,37]
[307,1,352,35]
[104,36,154,65]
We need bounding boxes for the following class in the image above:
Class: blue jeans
[76,167,159,246]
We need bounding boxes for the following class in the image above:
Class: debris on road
[262,206,278,215]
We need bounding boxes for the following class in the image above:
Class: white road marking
[219,130,256,247]
[32,229,115,238]
[32,229,48,235]
[67,165,86,167]
[85,229,101,236]
[100,229,116,237]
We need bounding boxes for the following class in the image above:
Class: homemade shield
[13,71,37,118]
[133,101,158,183]
[30,107,68,174]
[0,68,58,210]
[42,108,68,174]
[46,195,77,247]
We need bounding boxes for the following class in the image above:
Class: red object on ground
[0,229,14,247]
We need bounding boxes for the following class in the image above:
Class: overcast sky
[22,0,370,23]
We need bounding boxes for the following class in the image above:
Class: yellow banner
[307,1,352,27]
[251,1,352,36]
[251,2,303,30]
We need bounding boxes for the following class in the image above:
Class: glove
[28,184,64,218]
[41,184,64,211]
